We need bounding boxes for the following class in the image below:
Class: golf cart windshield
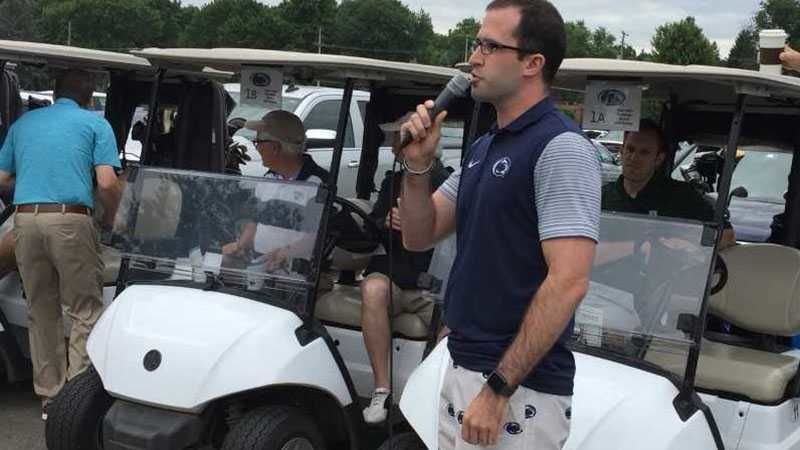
[573,213,716,379]
[112,167,327,313]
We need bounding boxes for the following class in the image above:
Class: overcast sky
[182,0,762,57]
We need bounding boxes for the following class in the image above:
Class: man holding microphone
[399,1,600,448]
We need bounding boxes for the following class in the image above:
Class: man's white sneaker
[363,388,391,424]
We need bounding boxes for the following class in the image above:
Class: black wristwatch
[486,370,516,397]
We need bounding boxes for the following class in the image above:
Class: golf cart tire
[45,366,113,450]
[377,432,426,450]
[222,405,326,450]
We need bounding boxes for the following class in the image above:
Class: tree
[565,21,635,59]
[565,21,593,57]
[276,0,337,52]
[331,0,433,62]
[727,27,758,69]
[0,0,41,41]
[145,0,190,47]
[39,0,164,50]
[435,18,481,67]
[755,0,800,48]
[651,17,720,65]
[179,0,290,49]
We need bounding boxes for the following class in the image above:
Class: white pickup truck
[226,83,463,199]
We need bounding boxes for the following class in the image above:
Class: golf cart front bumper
[103,400,203,450]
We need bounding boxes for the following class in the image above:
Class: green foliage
[330,0,434,62]
[0,0,42,41]
[276,0,337,52]
[178,0,290,49]
[651,16,720,65]
[435,18,480,67]
[727,27,758,70]
[565,21,635,59]
[39,0,164,50]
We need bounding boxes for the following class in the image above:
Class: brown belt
[16,204,92,215]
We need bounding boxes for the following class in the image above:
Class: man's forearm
[496,276,588,388]
[400,174,436,251]
[97,184,122,227]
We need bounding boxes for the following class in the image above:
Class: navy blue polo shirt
[437,97,601,396]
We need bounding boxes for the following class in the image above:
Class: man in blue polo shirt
[0,69,121,419]
[400,0,600,448]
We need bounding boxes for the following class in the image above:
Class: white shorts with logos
[438,360,572,450]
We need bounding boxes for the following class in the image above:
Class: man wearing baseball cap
[222,110,328,267]
[245,110,329,183]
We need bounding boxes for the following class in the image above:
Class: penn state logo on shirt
[524,404,537,419]
[492,157,512,178]
[505,422,523,435]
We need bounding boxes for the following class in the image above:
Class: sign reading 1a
[589,111,606,124]
[581,81,642,132]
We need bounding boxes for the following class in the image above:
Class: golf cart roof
[557,58,800,102]
[0,39,153,73]
[132,48,459,87]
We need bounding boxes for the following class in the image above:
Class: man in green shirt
[602,119,736,248]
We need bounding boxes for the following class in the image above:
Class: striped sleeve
[436,167,460,203]
[534,131,601,242]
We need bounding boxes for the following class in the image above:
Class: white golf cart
[39,48,478,450]
[397,59,800,450]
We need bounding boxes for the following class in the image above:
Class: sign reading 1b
[241,66,284,110]
[582,81,642,132]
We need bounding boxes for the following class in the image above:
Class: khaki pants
[439,361,572,450]
[14,212,105,399]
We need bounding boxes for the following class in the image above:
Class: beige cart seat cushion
[696,340,799,403]
[710,244,800,336]
[102,245,121,284]
[113,178,183,241]
[315,284,433,339]
[646,339,800,403]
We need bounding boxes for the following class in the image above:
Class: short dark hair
[486,0,566,84]
[54,69,95,107]
[624,119,667,154]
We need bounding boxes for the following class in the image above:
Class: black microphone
[400,72,472,147]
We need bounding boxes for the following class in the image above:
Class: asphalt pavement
[0,381,46,450]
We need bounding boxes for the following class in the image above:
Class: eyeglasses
[252,139,276,146]
[471,37,533,56]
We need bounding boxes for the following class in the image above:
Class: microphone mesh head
[447,73,472,97]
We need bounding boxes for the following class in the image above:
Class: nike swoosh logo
[468,159,481,168]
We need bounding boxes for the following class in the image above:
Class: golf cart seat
[315,228,455,340]
[315,285,433,339]
[102,245,121,284]
[98,176,183,285]
[695,244,800,403]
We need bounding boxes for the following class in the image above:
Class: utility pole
[618,31,628,60]
[67,21,72,46]
[464,37,470,62]
[317,26,322,54]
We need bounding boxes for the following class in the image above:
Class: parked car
[225,83,463,199]
[592,139,622,184]
[19,89,52,112]
[672,145,790,242]
[585,128,624,153]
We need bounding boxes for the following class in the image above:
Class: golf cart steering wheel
[709,254,728,296]
[322,196,383,260]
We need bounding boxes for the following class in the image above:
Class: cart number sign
[241,66,284,110]
[582,82,642,132]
